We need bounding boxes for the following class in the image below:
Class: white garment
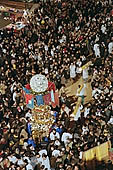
[45,45,48,51]
[36,157,42,164]
[70,64,76,78]
[25,112,32,118]
[50,132,60,140]
[109,0,112,5]
[26,163,33,170]
[101,24,106,34]
[51,49,54,57]
[17,159,25,166]
[82,68,88,80]
[13,92,17,102]
[3,48,6,53]
[64,106,70,115]
[108,117,113,124]
[45,68,48,74]
[8,156,17,164]
[95,34,99,42]
[74,105,83,121]
[39,149,47,157]
[84,107,90,118]
[38,149,50,170]
[75,26,80,31]
[52,150,60,157]
[79,151,83,159]
[82,126,89,135]
[10,82,16,93]
[58,25,62,32]
[41,157,51,170]
[23,156,31,163]
[54,140,60,146]
[93,43,100,57]
[61,132,72,144]
[23,10,27,18]
[108,42,113,54]
[92,88,102,97]
[76,84,86,96]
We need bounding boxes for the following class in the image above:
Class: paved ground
[0,0,33,9]
[65,75,92,105]
[0,17,11,29]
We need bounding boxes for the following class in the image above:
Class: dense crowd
[0,0,113,169]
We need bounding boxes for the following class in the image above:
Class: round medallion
[30,74,48,93]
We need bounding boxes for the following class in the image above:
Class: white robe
[93,43,100,57]
[74,104,83,121]
[70,64,76,78]
[76,84,86,97]
[101,24,106,34]
[82,68,88,80]
[61,132,72,144]
[50,132,60,141]
[108,42,113,54]
[42,157,51,170]
[38,149,51,170]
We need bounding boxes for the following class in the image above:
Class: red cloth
[51,91,59,108]
[25,94,33,104]
[48,81,56,92]
[43,93,51,105]
[78,36,83,41]
[111,10,113,16]
[25,84,31,90]
[63,48,67,53]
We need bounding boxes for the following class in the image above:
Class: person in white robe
[50,129,60,141]
[38,151,51,170]
[108,116,113,124]
[108,41,113,54]
[76,84,86,100]
[82,67,89,81]
[74,104,83,121]
[8,155,17,164]
[93,43,101,57]
[70,63,76,79]
[101,24,106,34]
[61,132,72,145]
[52,149,60,157]
[41,154,51,170]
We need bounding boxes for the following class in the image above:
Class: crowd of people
[0,0,113,169]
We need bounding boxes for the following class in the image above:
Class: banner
[50,90,55,102]
[48,81,56,92]
[82,141,111,162]
[43,93,51,105]
[51,91,59,108]
[25,84,31,90]
[25,94,33,104]
[23,87,30,95]
[36,95,44,106]
[27,97,34,109]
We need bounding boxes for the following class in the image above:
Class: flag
[51,90,55,102]
[51,91,59,108]
[22,87,30,94]
[27,97,34,109]
[25,84,31,90]
[36,95,44,106]
[25,94,33,104]
[43,93,51,105]
[48,81,56,92]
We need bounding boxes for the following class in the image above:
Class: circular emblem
[30,74,48,93]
